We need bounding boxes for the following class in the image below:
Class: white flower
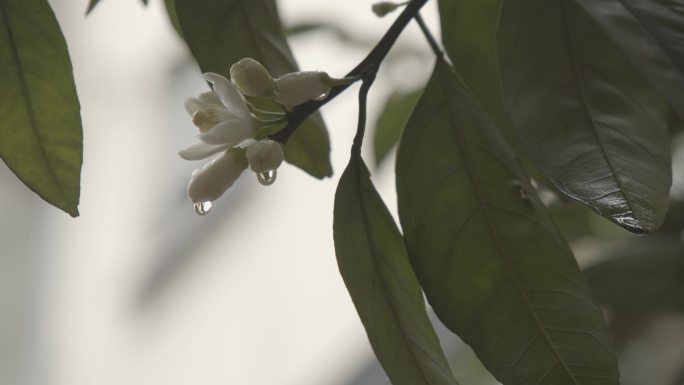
[274,71,333,108]
[187,148,248,204]
[179,73,256,160]
[246,140,284,186]
[230,58,276,98]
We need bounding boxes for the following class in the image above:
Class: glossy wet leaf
[174,0,332,178]
[334,154,458,385]
[575,0,684,120]
[372,88,421,166]
[1,0,82,216]
[499,0,671,233]
[396,60,619,385]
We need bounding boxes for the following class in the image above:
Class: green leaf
[333,154,458,385]
[396,60,619,385]
[163,0,181,35]
[499,0,671,233]
[0,0,82,217]
[575,0,684,120]
[372,88,421,167]
[437,0,516,143]
[174,0,332,179]
[585,235,684,316]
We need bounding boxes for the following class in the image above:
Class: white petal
[202,72,249,118]
[183,92,223,116]
[274,71,332,107]
[178,142,231,160]
[187,150,248,203]
[197,91,222,106]
[246,140,284,172]
[230,58,275,97]
[198,117,256,145]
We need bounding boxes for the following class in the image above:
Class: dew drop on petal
[257,169,277,186]
[194,201,212,216]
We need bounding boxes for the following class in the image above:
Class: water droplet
[313,89,330,101]
[194,201,212,216]
[257,169,277,186]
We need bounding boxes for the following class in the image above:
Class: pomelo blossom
[230,58,275,98]
[179,71,289,214]
[273,71,334,108]
[229,57,357,108]
[179,72,256,161]
[187,148,248,208]
[246,140,284,186]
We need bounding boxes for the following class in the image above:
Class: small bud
[372,2,399,17]
[246,140,284,173]
[230,58,276,98]
[274,71,333,107]
[187,148,248,203]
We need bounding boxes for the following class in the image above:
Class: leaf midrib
[560,0,638,223]
[351,157,449,385]
[0,3,68,204]
[443,74,581,385]
[613,0,683,73]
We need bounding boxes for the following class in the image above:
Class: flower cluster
[180,58,339,215]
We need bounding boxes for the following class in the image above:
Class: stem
[270,0,430,144]
[414,12,443,57]
[352,71,377,156]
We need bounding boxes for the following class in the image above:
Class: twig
[352,70,378,156]
[270,0,430,144]
[414,12,443,57]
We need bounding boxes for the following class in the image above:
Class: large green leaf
[437,0,516,143]
[396,60,619,385]
[585,235,684,317]
[0,0,82,216]
[498,0,671,233]
[574,0,684,120]
[333,154,458,385]
[372,88,421,167]
[174,0,332,178]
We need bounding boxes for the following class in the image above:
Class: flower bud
[246,140,284,173]
[230,58,275,98]
[187,148,248,203]
[274,71,333,107]
[372,2,399,17]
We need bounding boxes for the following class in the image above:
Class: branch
[270,0,430,144]
[352,70,377,156]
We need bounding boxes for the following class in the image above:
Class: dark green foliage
[576,0,684,120]
[173,0,332,178]
[334,153,459,385]
[498,0,672,233]
[396,60,619,385]
[0,0,82,216]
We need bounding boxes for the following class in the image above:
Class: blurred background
[0,1,683,385]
